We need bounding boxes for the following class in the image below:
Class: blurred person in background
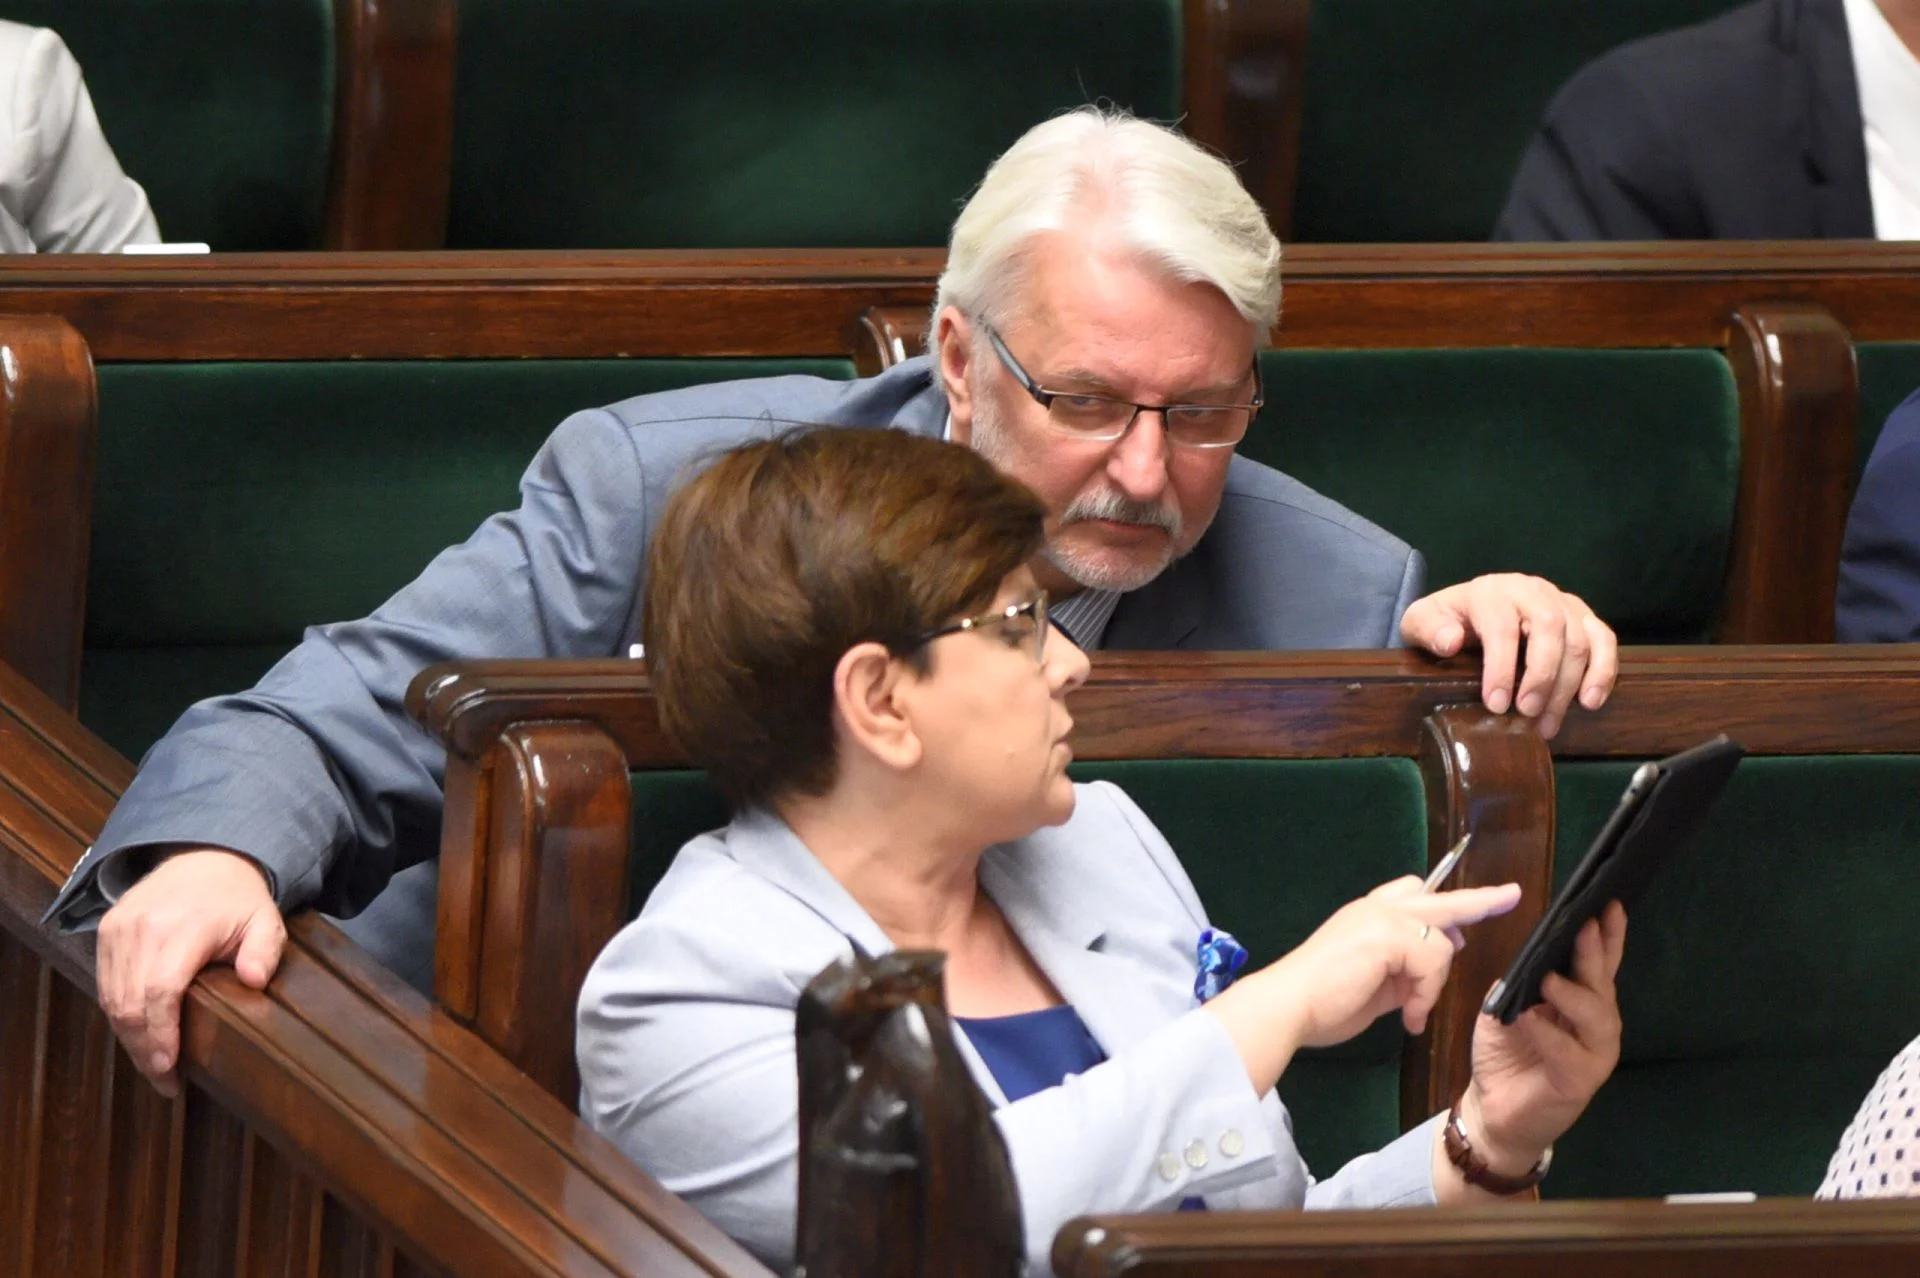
[0,21,158,252]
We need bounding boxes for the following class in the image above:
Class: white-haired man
[59,109,1616,1096]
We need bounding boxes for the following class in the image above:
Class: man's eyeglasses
[910,592,1050,664]
[984,326,1262,450]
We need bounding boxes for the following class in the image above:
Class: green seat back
[1543,757,1920,1198]
[12,0,334,249]
[1246,348,1740,643]
[628,757,1429,1177]
[80,358,852,759]
[1853,342,1920,481]
[447,0,1182,248]
[1291,0,1740,241]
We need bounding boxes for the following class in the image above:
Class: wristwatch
[1444,1095,1552,1194]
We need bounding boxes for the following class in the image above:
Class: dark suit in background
[1494,0,1874,240]
[1837,389,1920,641]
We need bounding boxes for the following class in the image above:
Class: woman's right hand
[1203,876,1522,1093]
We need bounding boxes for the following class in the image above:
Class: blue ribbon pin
[1193,928,1249,1003]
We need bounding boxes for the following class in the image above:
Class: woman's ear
[832,642,923,774]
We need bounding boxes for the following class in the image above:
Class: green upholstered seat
[1290,0,1740,241]
[11,0,334,249]
[80,358,852,760]
[628,757,1429,1177]
[1853,343,1920,479]
[1245,347,1740,643]
[1543,757,1920,1198]
[446,0,1182,248]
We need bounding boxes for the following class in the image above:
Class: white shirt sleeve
[0,23,159,253]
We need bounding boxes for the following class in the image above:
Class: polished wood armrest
[0,315,95,711]
[1053,1198,1920,1277]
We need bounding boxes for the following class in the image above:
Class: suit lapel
[1798,0,1876,235]
[1102,559,1206,651]
[980,841,1194,1059]
[725,808,1013,1105]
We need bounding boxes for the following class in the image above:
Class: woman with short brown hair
[578,426,1627,1274]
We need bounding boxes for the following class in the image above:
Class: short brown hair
[643,427,1047,809]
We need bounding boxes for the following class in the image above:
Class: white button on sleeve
[1156,1152,1182,1182]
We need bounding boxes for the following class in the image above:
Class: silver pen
[1422,832,1473,891]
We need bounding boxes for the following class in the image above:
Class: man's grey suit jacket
[49,358,1422,931]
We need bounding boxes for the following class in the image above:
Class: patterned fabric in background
[1818,1034,1920,1198]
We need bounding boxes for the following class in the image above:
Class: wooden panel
[1406,709,1555,1130]
[102,1048,180,1277]
[1052,1198,1920,1277]
[1183,0,1310,241]
[5,243,1920,361]
[29,977,113,1277]
[1722,303,1861,643]
[174,1087,248,1278]
[0,314,95,709]
[324,0,457,251]
[0,931,45,1273]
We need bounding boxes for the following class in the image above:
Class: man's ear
[833,641,922,774]
[934,305,976,446]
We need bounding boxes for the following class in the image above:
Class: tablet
[1482,734,1746,1024]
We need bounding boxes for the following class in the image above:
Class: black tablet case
[1483,734,1746,1024]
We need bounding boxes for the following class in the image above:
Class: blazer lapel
[725,808,1016,1103]
[1797,0,1876,236]
[980,841,1194,1059]
[1102,560,1206,651]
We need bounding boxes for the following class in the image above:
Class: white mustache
[1057,488,1183,539]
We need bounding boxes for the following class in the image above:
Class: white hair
[933,108,1282,346]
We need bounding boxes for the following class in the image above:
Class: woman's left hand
[1459,901,1628,1173]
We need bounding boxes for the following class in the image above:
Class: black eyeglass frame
[983,325,1264,449]
[908,592,1051,663]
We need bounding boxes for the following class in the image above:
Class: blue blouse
[956,1005,1107,1101]
[956,1004,1206,1212]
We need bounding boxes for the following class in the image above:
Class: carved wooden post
[0,315,96,712]
[1404,706,1556,1128]
[1721,302,1858,642]
[796,948,1022,1278]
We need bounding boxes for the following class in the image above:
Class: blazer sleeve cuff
[994,1007,1281,1269]
[1304,1111,1443,1209]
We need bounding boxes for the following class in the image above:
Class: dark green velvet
[1853,343,1920,481]
[81,358,851,760]
[1291,0,1741,241]
[1542,757,1920,1197]
[626,759,1427,1179]
[1072,759,1426,1176]
[447,0,1181,248]
[1247,348,1739,642]
[11,0,333,249]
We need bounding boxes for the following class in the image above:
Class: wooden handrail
[0,655,771,1277]
[6,242,1920,360]
[1052,1197,1920,1276]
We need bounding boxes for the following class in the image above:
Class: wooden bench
[411,646,1920,1216]
[1,243,1919,758]
[0,657,773,1277]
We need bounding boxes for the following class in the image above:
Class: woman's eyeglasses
[910,592,1050,663]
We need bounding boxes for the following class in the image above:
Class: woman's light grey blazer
[576,782,1442,1274]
